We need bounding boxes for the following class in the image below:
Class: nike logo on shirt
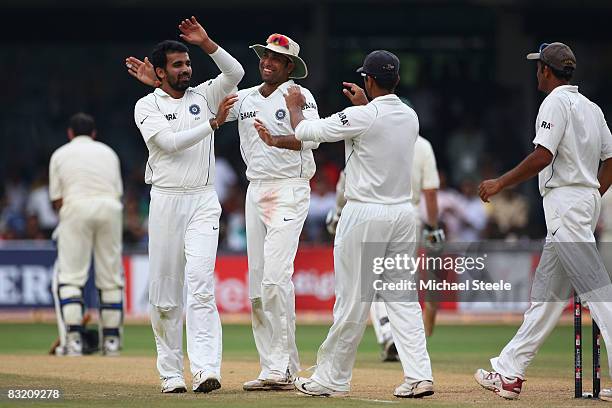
[140,115,149,125]
[284,217,294,222]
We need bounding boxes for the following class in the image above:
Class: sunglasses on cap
[538,43,550,53]
[267,34,290,49]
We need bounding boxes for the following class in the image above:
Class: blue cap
[356,50,400,78]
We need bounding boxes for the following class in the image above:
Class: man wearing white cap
[475,42,612,401]
[126,31,319,392]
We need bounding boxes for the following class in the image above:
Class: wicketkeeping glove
[422,224,445,251]
[326,209,341,235]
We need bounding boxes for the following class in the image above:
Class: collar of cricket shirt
[71,135,93,142]
[257,79,295,99]
[550,84,578,95]
[371,93,400,103]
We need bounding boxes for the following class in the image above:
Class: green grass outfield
[0,322,607,407]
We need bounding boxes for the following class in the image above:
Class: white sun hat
[250,33,308,79]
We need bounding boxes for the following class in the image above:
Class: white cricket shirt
[134,47,242,189]
[295,94,418,204]
[533,85,612,196]
[411,135,439,206]
[49,136,123,204]
[228,80,319,181]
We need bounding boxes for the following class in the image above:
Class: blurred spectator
[445,117,485,186]
[306,173,336,242]
[5,168,29,212]
[24,214,46,240]
[599,191,612,278]
[599,190,612,242]
[215,156,238,206]
[484,188,530,240]
[222,185,247,252]
[435,172,465,242]
[26,169,58,238]
[456,179,487,241]
[123,193,148,246]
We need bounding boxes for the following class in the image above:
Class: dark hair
[151,40,189,72]
[372,74,400,92]
[540,62,573,81]
[69,112,96,136]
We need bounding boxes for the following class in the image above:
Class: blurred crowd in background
[2,1,612,251]
[0,120,555,250]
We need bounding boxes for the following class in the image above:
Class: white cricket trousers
[370,220,423,345]
[148,185,222,380]
[311,201,433,392]
[246,178,310,379]
[491,186,612,379]
[53,197,123,346]
[54,197,123,289]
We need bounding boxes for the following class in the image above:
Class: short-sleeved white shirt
[295,94,418,204]
[533,85,612,196]
[49,136,123,204]
[411,135,440,206]
[227,80,319,181]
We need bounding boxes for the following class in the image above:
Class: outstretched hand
[179,16,211,47]
[284,85,306,110]
[254,119,277,147]
[342,82,368,106]
[125,56,160,87]
[215,94,239,126]
[478,179,503,202]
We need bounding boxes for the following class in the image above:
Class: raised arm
[253,87,320,151]
[284,86,370,144]
[182,17,244,105]
[126,56,159,87]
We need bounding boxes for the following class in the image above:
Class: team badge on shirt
[189,104,201,115]
[275,108,287,120]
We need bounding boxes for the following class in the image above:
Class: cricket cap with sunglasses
[250,33,308,79]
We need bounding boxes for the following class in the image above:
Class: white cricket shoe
[243,369,293,391]
[394,380,434,398]
[243,378,294,391]
[192,371,221,393]
[293,377,348,397]
[161,377,187,393]
[102,336,120,356]
[474,368,524,400]
[600,388,612,402]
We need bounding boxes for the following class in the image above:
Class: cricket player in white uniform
[328,134,444,361]
[256,50,434,398]
[126,32,317,392]
[227,34,319,391]
[50,112,124,357]
[474,42,612,401]
[131,17,244,394]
